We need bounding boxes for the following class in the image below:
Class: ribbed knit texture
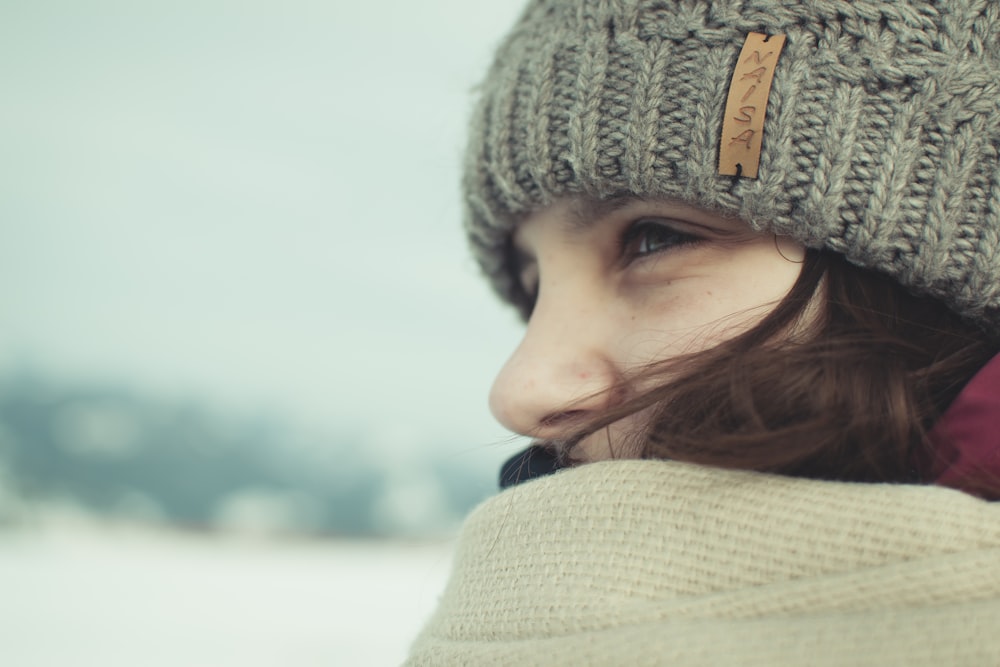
[406,460,1000,666]
[464,0,1000,325]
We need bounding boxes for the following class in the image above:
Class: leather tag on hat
[718,32,786,178]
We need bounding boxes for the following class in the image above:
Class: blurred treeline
[0,372,498,538]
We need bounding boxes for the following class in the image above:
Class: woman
[407,0,1000,663]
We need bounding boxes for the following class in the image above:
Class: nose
[489,289,623,440]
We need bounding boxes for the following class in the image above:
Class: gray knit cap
[464,0,1000,326]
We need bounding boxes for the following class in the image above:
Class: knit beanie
[463,0,1000,326]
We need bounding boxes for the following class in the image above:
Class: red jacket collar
[929,354,1000,500]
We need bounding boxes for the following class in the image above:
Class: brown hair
[566,250,1000,493]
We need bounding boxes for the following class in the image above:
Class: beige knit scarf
[406,460,1000,666]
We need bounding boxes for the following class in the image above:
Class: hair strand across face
[563,252,1000,496]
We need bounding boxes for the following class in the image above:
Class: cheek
[616,289,740,366]
[691,247,803,334]
[616,256,800,366]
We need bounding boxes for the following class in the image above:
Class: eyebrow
[512,194,647,262]
[509,195,643,274]
[566,195,643,231]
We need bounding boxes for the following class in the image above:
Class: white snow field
[0,526,454,666]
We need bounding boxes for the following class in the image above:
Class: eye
[621,219,701,260]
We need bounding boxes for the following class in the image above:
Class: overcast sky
[0,0,531,465]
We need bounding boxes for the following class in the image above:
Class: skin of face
[488,196,806,462]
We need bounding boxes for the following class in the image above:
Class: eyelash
[620,218,702,262]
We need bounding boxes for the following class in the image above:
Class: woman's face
[489,196,806,462]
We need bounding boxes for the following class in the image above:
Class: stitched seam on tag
[718,32,787,179]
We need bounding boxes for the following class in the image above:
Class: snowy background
[0,0,530,664]
[0,523,455,666]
